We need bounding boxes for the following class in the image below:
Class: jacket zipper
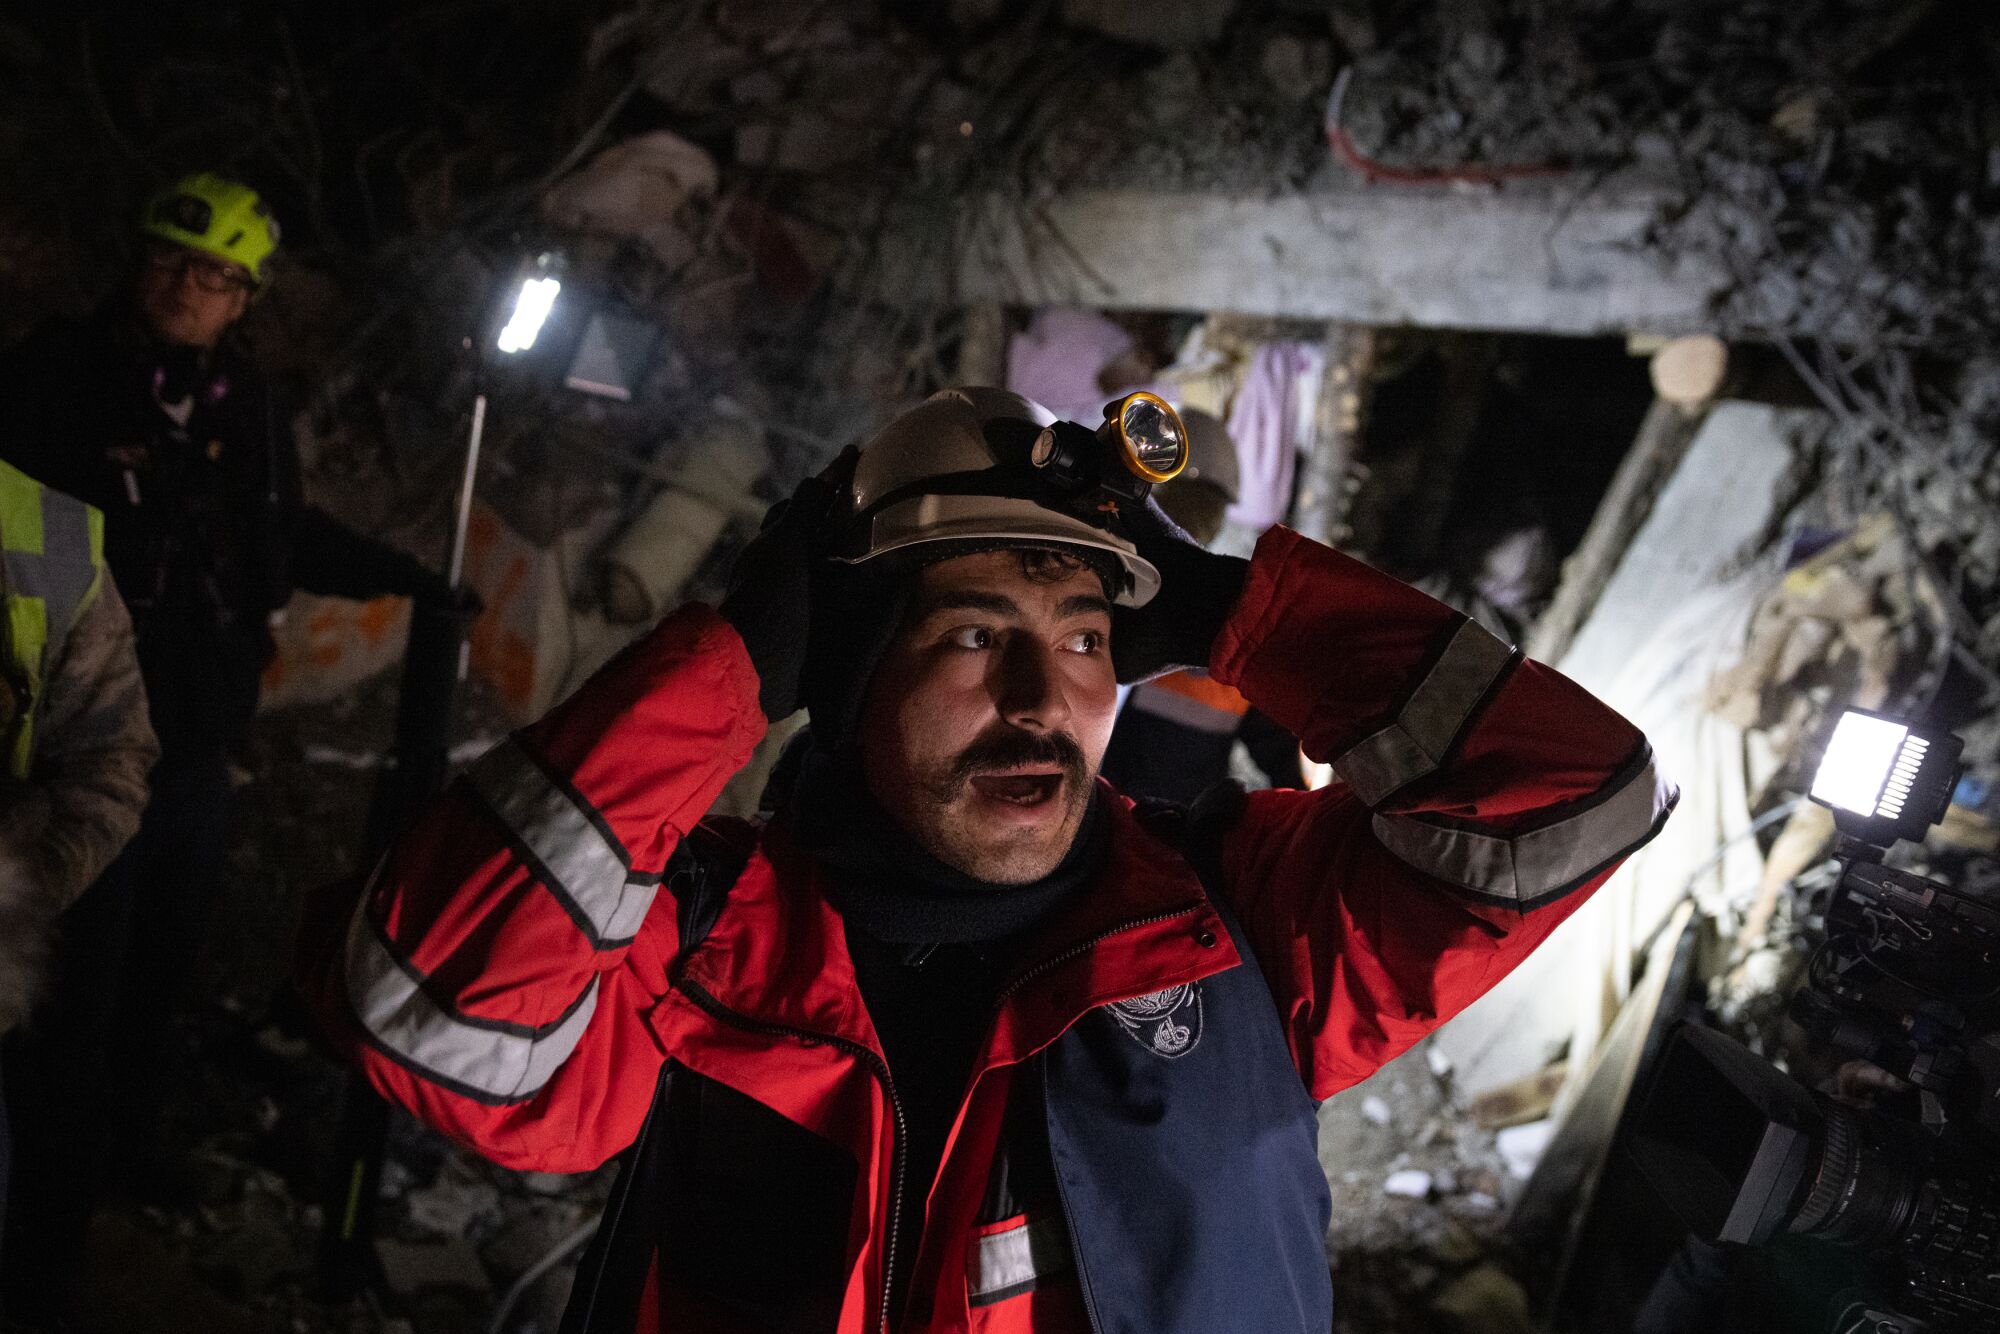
[993,899,1209,1334]
[672,903,1208,1333]
[673,975,909,1334]
[994,902,1207,1007]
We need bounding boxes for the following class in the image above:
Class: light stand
[318,262,562,1299]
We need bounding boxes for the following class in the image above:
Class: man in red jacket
[301,387,1675,1333]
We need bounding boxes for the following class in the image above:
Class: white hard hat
[838,386,1162,606]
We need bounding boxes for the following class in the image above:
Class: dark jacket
[0,306,437,747]
[300,526,1678,1332]
[1101,670,1304,804]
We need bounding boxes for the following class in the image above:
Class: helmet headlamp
[1028,391,1189,504]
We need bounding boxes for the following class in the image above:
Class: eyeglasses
[142,242,253,294]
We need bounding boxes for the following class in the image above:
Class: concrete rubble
[1317,1036,1540,1333]
[83,972,617,1333]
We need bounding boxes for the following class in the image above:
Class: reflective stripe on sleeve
[465,738,660,947]
[1370,746,1675,908]
[1332,620,1516,806]
[968,1215,1073,1307]
[343,890,597,1105]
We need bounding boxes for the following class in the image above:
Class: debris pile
[1318,1038,1546,1334]
[88,964,614,1333]
[1330,1,2000,354]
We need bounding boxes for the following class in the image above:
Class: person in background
[0,171,457,1314]
[0,458,156,1310]
[1100,407,1305,803]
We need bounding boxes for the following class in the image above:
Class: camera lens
[1790,1103,1922,1247]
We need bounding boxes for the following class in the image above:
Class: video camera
[1632,709,2000,1333]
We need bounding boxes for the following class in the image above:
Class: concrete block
[1559,402,1806,697]
[461,500,579,724]
[260,594,410,711]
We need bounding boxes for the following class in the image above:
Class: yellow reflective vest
[0,459,105,779]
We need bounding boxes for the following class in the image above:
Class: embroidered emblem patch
[1107,983,1203,1058]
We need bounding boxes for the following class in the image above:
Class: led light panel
[497,276,562,354]
[1809,711,1908,817]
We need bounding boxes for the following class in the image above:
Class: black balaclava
[791,741,1107,942]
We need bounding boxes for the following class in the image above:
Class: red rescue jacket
[299,526,1675,1332]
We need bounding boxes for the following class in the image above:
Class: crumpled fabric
[1225,341,1324,530]
[1004,308,1134,424]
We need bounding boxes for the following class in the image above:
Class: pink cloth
[1225,341,1322,530]
[1004,308,1133,424]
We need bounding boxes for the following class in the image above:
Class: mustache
[935,728,1089,797]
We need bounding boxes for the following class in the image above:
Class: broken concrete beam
[1558,402,1806,694]
[1441,412,1801,1100]
[1649,334,1730,408]
[889,178,1732,337]
[1524,397,1705,668]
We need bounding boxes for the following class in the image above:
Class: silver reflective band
[4,487,102,642]
[344,892,597,1103]
[1333,620,1515,807]
[1371,749,1674,904]
[968,1215,1073,1306]
[1129,680,1241,735]
[466,738,658,944]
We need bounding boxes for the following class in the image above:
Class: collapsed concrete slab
[889,176,1730,336]
[1430,402,1812,1097]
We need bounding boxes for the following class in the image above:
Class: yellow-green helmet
[140,173,280,284]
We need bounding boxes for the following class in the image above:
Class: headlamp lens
[1112,392,1187,483]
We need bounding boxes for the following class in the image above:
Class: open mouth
[968,770,1064,807]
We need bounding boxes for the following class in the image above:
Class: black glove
[1110,497,1249,685]
[720,450,857,721]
